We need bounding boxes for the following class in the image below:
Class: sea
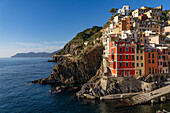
[0,58,170,113]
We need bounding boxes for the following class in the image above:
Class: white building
[117,5,130,16]
[113,15,123,23]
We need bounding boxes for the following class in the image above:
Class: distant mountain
[11,50,59,58]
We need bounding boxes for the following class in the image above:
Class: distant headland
[11,51,60,58]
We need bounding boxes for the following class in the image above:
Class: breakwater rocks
[76,72,143,99]
[32,44,104,85]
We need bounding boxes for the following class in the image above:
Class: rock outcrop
[76,70,143,99]
[32,44,104,84]
[32,26,104,85]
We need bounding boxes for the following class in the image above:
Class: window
[152,67,154,73]
[126,55,128,59]
[141,63,143,67]
[141,56,143,60]
[137,56,139,60]
[148,53,150,58]
[148,60,151,63]
[160,62,162,65]
[152,60,154,63]
[158,62,159,65]
[126,48,129,52]
[120,48,122,52]
[120,55,122,59]
[141,50,143,53]
[132,62,134,67]
[126,62,128,67]
[120,63,122,67]
[132,55,134,59]
[137,50,139,53]
[152,54,154,58]
[137,63,139,67]
[112,49,114,54]
[163,62,166,67]
[132,48,134,52]
[149,68,151,74]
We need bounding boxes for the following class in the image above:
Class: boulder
[83,94,96,99]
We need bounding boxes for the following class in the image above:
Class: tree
[109,8,118,15]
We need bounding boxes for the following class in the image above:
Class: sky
[0,0,169,57]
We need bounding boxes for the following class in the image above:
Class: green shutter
[126,48,128,52]
[126,63,128,67]
[132,63,134,67]
[132,55,134,59]
[126,55,128,59]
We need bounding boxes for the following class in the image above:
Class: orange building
[144,49,158,76]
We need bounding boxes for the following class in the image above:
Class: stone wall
[141,81,155,92]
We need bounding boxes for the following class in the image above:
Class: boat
[49,89,61,94]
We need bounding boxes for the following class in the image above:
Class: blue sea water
[0,58,170,113]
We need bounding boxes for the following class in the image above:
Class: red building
[108,37,136,77]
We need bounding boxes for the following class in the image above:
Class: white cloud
[54,41,67,44]
[16,42,43,47]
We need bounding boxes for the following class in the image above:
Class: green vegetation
[57,26,102,56]
[162,10,170,15]
[109,8,118,15]
[73,26,102,41]
[87,32,102,41]
[161,10,170,21]
[161,16,169,21]
[103,21,111,29]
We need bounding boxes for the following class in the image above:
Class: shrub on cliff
[56,26,102,56]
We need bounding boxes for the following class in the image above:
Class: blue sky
[0,0,169,57]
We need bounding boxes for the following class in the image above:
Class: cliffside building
[102,5,169,77]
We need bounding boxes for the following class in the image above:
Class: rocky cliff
[32,26,104,84]
[76,69,142,99]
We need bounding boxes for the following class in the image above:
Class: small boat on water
[49,86,63,94]
[49,89,61,94]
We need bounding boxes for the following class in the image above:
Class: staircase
[131,84,170,105]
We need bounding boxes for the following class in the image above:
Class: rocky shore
[76,65,143,99]
[32,44,104,85]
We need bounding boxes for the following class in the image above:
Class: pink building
[149,35,159,44]
[164,26,170,33]
[157,49,169,73]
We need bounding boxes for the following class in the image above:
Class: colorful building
[108,37,136,77]
[144,49,158,76]
[102,5,169,78]
[136,49,145,77]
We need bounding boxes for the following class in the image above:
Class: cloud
[54,41,67,44]
[16,42,42,47]
[15,41,67,47]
